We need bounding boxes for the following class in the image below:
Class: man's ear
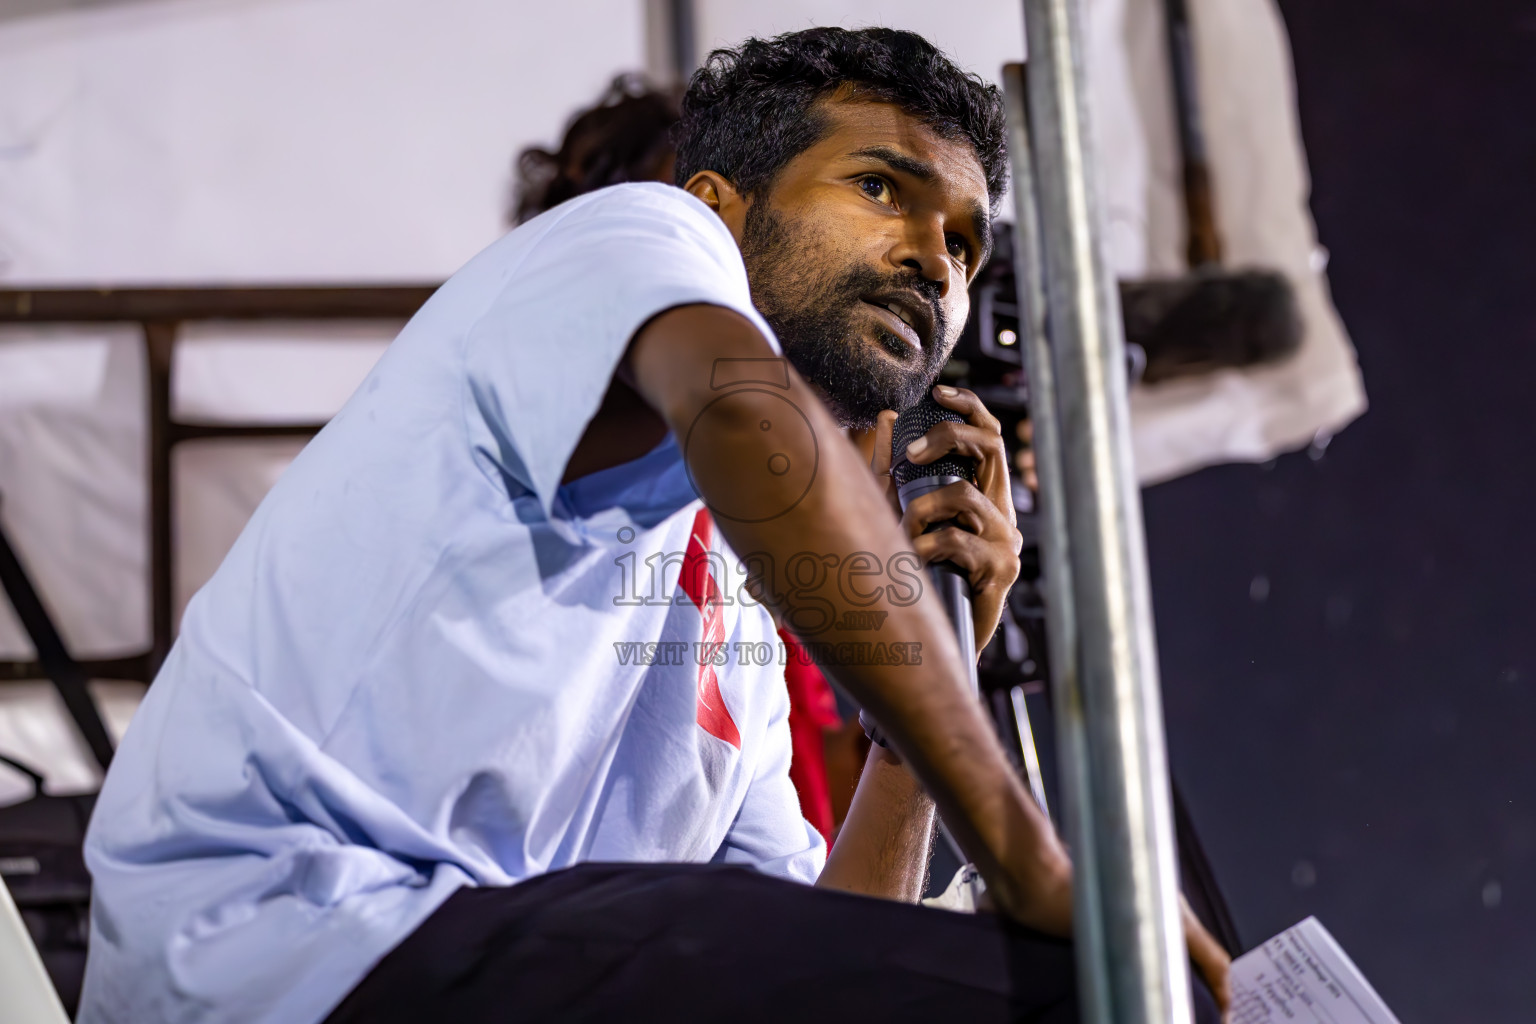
[683,171,750,243]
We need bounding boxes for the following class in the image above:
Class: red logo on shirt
[680,509,741,749]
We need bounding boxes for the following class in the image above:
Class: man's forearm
[816,746,935,902]
[627,305,1072,932]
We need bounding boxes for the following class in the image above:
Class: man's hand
[976,884,1232,1015]
[983,892,1233,1014]
[627,305,1070,933]
[869,385,1023,657]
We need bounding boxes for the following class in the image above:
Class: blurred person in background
[510,74,683,227]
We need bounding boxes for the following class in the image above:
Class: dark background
[1149,2,1536,1020]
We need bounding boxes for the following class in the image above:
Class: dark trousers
[325,863,1221,1024]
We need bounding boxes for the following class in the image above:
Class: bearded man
[79,27,1227,1024]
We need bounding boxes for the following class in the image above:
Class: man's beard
[740,202,951,430]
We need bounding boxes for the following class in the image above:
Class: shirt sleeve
[462,182,779,513]
[711,669,829,884]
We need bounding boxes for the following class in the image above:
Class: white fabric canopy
[0,0,647,800]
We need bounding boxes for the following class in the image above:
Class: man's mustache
[831,268,948,351]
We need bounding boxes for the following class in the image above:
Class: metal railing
[0,285,437,682]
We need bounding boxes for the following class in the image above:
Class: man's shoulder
[421,183,740,342]
[556,181,713,220]
[453,183,739,300]
[531,183,735,252]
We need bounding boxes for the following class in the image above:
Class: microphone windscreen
[892,395,977,487]
[1120,269,1303,383]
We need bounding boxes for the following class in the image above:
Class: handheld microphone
[862,394,985,862]
[891,395,980,692]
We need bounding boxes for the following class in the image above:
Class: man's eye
[947,237,971,264]
[857,176,893,204]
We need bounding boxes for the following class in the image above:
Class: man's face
[738,98,992,429]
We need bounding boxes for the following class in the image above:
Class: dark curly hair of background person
[674,27,1008,214]
[511,74,682,225]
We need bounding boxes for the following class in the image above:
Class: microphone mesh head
[892,394,977,487]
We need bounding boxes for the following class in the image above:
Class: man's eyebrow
[847,145,994,270]
[847,145,938,183]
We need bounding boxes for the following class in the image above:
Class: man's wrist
[991,845,1075,934]
[817,732,935,902]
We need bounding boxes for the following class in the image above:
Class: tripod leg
[1008,685,1052,821]
[0,511,116,771]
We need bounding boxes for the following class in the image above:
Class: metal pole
[1002,60,1110,1024]
[1007,0,1192,1018]
[144,321,177,674]
[668,0,698,81]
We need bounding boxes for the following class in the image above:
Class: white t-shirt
[79,184,825,1024]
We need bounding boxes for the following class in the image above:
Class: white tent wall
[0,0,1362,802]
[0,0,648,282]
[0,0,648,800]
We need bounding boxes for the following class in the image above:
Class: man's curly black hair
[674,27,1008,215]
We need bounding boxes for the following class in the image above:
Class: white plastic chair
[0,876,70,1024]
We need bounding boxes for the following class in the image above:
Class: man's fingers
[931,384,1001,435]
[1182,900,1233,1016]
[901,387,1022,659]
[911,527,1021,588]
[901,482,1020,551]
[902,421,1001,467]
[908,388,1014,518]
[911,529,984,576]
[904,420,1014,514]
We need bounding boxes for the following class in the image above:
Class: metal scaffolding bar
[1005,0,1192,1017]
[1002,59,1109,1024]
[0,284,430,684]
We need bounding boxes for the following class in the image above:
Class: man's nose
[891,220,953,298]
